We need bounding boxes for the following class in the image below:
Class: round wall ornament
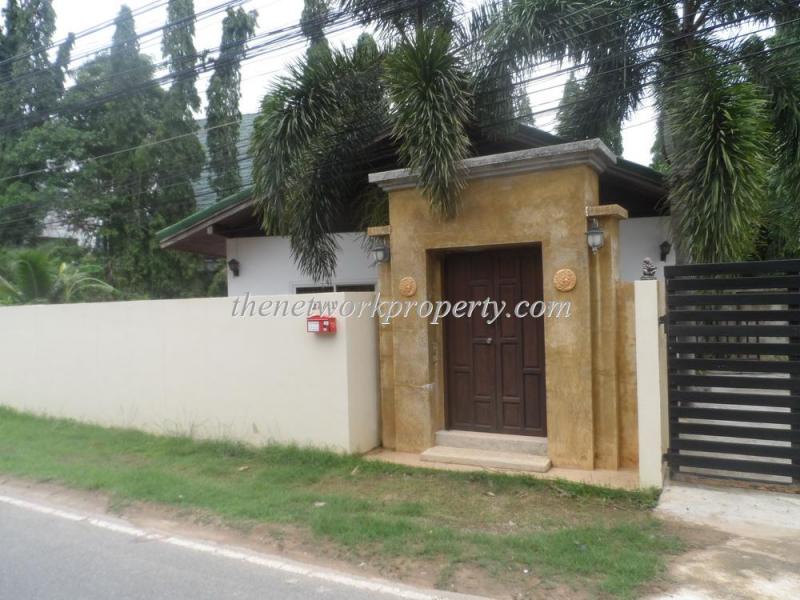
[553,268,577,292]
[398,276,417,297]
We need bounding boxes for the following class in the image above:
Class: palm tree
[480,0,800,262]
[0,249,116,305]
[252,0,800,278]
[252,0,520,280]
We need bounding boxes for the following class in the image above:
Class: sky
[52,0,658,166]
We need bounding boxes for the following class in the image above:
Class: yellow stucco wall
[373,144,641,471]
[383,165,601,468]
[617,281,640,469]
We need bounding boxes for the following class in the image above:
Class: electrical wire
[0,0,795,231]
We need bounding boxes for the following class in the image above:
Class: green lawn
[0,407,683,598]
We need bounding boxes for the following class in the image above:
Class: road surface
[0,491,479,600]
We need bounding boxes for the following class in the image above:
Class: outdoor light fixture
[227,258,240,277]
[660,240,672,262]
[586,218,605,254]
[371,238,390,264]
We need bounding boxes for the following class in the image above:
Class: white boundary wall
[0,292,379,453]
[634,280,669,488]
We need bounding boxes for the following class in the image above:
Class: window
[294,283,375,294]
[334,284,375,292]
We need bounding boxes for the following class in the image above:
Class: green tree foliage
[205,7,257,200]
[0,2,227,299]
[557,73,622,155]
[384,27,472,217]
[159,0,205,220]
[256,0,800,273]
[301,0,329,49]
[252,33,386,279]
[63,6,216,298]
[0,0,74,245]
[665,57,769,262]
[491,0,800,261]
[0,247,116,304]
[253,0,480,279]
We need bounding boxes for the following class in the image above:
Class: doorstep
[422,429,550,473]
[364,448,641,490]
[421,445,551,473]
[434,429,548,455]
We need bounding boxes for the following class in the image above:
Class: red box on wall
[307,315,337,334]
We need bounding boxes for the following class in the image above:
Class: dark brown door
[444,247,547,436]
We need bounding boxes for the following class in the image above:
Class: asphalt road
[0,494,475,600]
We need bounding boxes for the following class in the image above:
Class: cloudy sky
[52,0,657,165]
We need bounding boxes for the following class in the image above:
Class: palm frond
[340,0,458,38]
[384,27,472,217]
[665,53,770,262]
[0,273,23,305]
[13,250,54,302]
[555,31,646,155]
[740,27,800,167]
[489,0,625,67]
[252,35,387,280]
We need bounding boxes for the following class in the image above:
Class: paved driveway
[648,483,800,600]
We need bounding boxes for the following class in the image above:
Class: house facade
[158,129,671,477]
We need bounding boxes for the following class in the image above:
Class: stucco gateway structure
[368,140,641,472]
[159,129,670,480]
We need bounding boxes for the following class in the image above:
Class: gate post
[634,279,668,488]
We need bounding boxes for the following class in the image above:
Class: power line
[4,31,797,233]
[4,28,797,231]
[0,0,248,91]
[0,0,414,133]
[0,0,169,69]
[2,8,789,188]
[1,2,795,229]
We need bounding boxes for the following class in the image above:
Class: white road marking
[0,493,483,600]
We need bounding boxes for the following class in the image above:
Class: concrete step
[434,430,548,456]
[420,446,552,473]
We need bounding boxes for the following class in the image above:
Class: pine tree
[205,7,257,201]
[556,73,622,155]
[0,0,74,245]
[158,0,204,219]
[65,6,213,298]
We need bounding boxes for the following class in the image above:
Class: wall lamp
[660,240,672,262]
[586,218,605,254]
[227,258,240,277]
[370,238,391,264]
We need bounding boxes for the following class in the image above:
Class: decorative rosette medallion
[552,268,577,292]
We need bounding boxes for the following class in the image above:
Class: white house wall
[226,233,378,296]
[224,219,671,291]
[619,216,674,281]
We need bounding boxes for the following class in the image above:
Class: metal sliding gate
[664,259,800,486]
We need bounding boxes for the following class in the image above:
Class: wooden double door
[443,247,547,436]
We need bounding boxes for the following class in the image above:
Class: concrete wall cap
[368,139,617,191]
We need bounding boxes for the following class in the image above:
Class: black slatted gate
[664,259,800,486]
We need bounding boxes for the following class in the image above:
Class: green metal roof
[192,114,257,211]
[157,186,254,242]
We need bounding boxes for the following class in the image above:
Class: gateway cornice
[368,139,617,192]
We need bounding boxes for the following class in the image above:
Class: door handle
[479,337,493,344]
